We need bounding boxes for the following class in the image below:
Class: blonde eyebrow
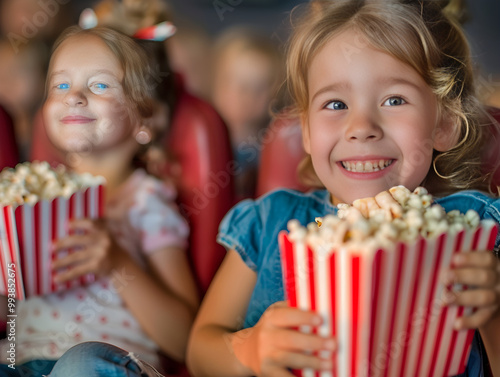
[48,69,119,81]
[310,76,423,103]
[376,77,422,92]
[311,82,351,103]
[47,70,65,81]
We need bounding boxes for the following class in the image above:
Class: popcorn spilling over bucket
[279,186,498,377]
[0,162,105,300]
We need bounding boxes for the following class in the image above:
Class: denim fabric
[0,360,56,377]
[455,331,490,377]
[217,188,500,377]
[217,189,335,328]
[436,190,500,246]
[47,342,163,377]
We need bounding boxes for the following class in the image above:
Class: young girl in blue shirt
[186,1,500,376]
[47,1,499,376]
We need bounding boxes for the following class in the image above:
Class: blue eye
[90,82,109,94]
[384,97,406,106]
[56,83,69,90]
[325,101,347,110]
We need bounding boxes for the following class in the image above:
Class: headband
[78,8,176,41]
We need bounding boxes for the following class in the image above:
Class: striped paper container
[279,220,498,377]
[0,184,105,300]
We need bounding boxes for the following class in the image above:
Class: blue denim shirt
[218,189,500,377]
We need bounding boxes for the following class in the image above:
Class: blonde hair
[287,0,493,194]
[89,0,177,122]
[48,26,156,120]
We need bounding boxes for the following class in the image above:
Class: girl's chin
[52,140,94,155]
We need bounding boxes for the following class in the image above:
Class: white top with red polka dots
[1,169,189,368]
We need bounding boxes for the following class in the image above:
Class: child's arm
[112,244,199,362]
[52,218,199,362]
[442,251,500,375]
[481,314,500,376]
[186,250,335,377]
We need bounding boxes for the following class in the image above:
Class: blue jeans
[48,342,164,377]
[0,360,56,377]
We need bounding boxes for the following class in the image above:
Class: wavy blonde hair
[287,0,494,195]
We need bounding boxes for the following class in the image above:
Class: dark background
[172,0,500,77]
[72,0,500,77]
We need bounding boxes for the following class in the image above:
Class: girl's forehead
[50,34,122,74]
[314,28,366,57]
[311,28,421,79]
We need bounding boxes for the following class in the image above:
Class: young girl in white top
[0,25,198,377]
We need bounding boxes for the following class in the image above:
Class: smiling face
[43,34,139,154]
[303,29,454,205]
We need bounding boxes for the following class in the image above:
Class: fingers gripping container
[0,184,105,300]
[279,218,497,377]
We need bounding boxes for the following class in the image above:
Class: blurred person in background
[480,75,500,109]
[166,18,214,101]
[0,39,47,161]
[211,27,283,200]
[0,0,75,161]
[0,0,74,48]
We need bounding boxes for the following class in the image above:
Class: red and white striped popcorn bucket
[279,220,498,377]
[0,185,105,300]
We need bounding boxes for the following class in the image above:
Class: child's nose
[344,111,383,142]
[63,89,88,107]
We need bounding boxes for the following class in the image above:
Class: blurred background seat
[0,105,18,171]
[0,106,16,335]
[255,116,306,196]
[30,109,64,165]
[256,108,500,197]
[483,107,500,191]
[161,81,235,377]
[166,83,234,297]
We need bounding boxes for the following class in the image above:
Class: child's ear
[433,111,460,152]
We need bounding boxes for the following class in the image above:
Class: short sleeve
[483,198,500,249]
[483,198,500,223]
[129,178,189,254]
[436,191,500,249]
[217,199,262,271]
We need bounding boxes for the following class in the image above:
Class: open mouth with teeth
[341,159,394,173]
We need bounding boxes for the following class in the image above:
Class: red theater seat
[0,105,18,170]
[30,110,64,165]
[257,108,500,196]
[483,107,500,191]
[159,88,234,377]
[166,88,234,296]
[0,105,17,335]
[256,116,307,196]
